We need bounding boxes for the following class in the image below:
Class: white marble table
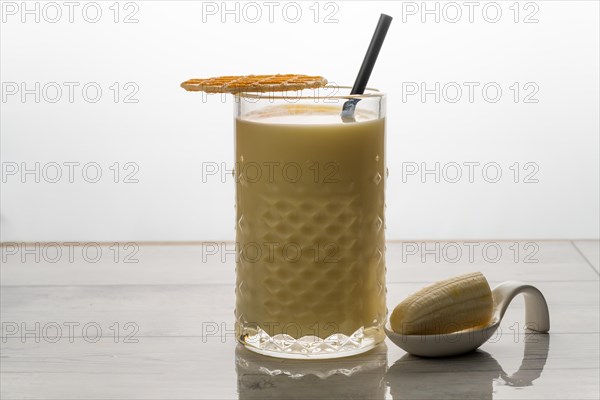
[1,240,598,399]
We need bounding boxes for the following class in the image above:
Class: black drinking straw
[342,14,393,121]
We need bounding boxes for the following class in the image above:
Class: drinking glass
[234,87,386,359]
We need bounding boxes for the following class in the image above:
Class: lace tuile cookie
[181,74,328,93]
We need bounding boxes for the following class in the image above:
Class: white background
[1,0,598,241]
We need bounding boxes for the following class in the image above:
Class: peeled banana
[390,272,493,335]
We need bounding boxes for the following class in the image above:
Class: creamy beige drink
[234,102,386,356]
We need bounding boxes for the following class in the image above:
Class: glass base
[239,326,385,360]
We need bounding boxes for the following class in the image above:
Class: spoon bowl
[385,281,550,357]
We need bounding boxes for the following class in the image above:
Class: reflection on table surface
[387,333,549,399]
[236,334,550,400]
[236,344,388,399]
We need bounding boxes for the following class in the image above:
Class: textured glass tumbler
[234,87,387,359]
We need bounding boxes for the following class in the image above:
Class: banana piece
[390,272,493,335]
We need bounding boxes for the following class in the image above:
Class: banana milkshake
[234,97,386,358]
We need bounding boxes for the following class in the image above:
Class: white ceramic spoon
[384,281,550,357]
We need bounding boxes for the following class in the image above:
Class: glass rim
[234,86,385,100]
